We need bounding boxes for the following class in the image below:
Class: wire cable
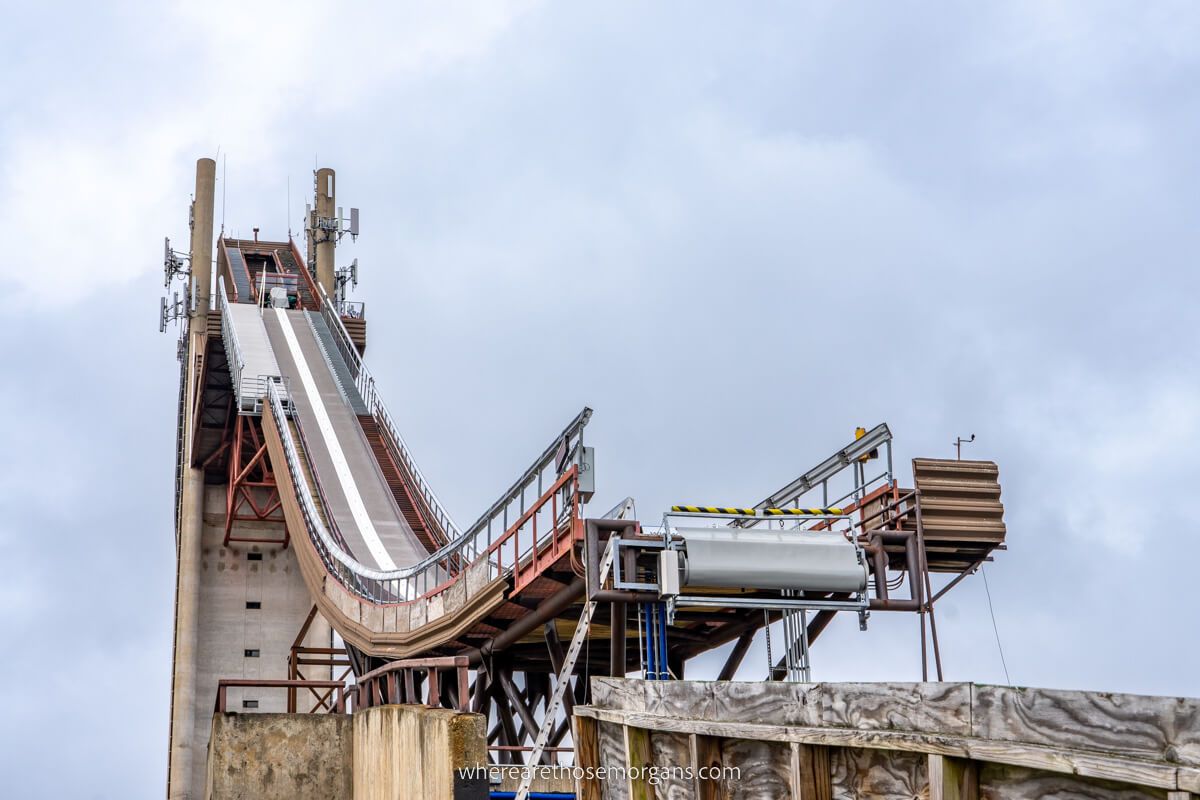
[981,565,1011,685]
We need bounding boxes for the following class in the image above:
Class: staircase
[275,247,318,310]
[225,246,252,301]
[358,415,447,554]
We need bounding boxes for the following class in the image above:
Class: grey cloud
[2,2,1199,797]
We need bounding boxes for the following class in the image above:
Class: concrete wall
[205,712,352,799]
[353,705,488,800]
[184,485,332,798]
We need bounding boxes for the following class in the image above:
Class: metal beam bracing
[738,422,892,527]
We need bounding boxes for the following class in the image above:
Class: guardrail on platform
[214,679,348,714]
[217,280,288,415]
[214,658,471,716]
[353,656,470,712]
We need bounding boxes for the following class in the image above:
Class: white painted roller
[677,528,868,593]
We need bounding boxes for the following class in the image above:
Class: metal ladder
[514,542,614,800]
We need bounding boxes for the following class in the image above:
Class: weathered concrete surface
[205,712,352,799]
[353,705,487,800]
[168,158,216,799]
[177,485,333,799]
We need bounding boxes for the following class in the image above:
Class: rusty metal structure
[162,159,1007,797]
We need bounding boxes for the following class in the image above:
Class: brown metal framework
[286,606,353,713]
[212,466,999,766]
[353,656,472,713]
[215,679,348,714]
[192,240,1003,767]
[223,415,288,547]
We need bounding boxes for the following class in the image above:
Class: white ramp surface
[226,302,281,411]
[262,308,428,572]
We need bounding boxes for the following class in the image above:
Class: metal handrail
[266,380,410,588]
[265,378,585,605]
[215,679,347,714]
[336,299,364,319]
[218,280,289,414]
[216,281,247,410]
[738,424,895,530]
[315,285,462,542]
[354,656,470,712]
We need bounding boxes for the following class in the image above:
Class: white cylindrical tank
[677,527,868,593]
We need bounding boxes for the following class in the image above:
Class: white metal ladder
[514,542,614,800]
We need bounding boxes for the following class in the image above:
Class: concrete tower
[190,158,216,317]
[315,167,336,298]
[167,157,216,799]
[166,159,336,799]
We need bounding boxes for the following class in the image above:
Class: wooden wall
[573,679,1199,800]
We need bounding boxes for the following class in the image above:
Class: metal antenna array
[163,236,190,287]
[159,235,192,334]
[159,285,190,334]
[334,258,358,304]
[304,169,360,275]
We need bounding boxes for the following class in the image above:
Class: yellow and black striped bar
[671,505,757,515]
[764,507,845,516]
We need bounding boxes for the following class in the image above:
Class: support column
[167,467,204,799]
[791,743,832,800]
[624,725,654,800]
[573,717,602,800]
[167,156,217,800]
[718,629,755,681]
[190,157,216,318]
[314,167,336,299]
[610,601,627,677]
[928,754,978,800]
[691,733,724,800]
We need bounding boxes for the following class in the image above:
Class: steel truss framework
[288,606,353,713]
[187,303,998,769]
[222,414,288,547]
[336,492,981,768]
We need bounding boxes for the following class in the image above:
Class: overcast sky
[2,2,1199,797]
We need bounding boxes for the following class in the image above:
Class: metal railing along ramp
[217,282,283,414]
[216,279,593,659]
[262,306,427,574]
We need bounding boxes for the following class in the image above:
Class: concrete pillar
[168,467,204,799]
[353,705,487,800]
[205,714,353,799]
[168,320,207,797]
[314,167,336,300]
[190,158,217,317]
[168,163,214,796]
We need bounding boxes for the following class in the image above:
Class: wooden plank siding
[576,679,1200,799]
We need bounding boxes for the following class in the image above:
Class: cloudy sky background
[2,1,1199,796]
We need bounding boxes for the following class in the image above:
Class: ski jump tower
[163,157,1009,798]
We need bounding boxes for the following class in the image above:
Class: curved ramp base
[263,399,507,659]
